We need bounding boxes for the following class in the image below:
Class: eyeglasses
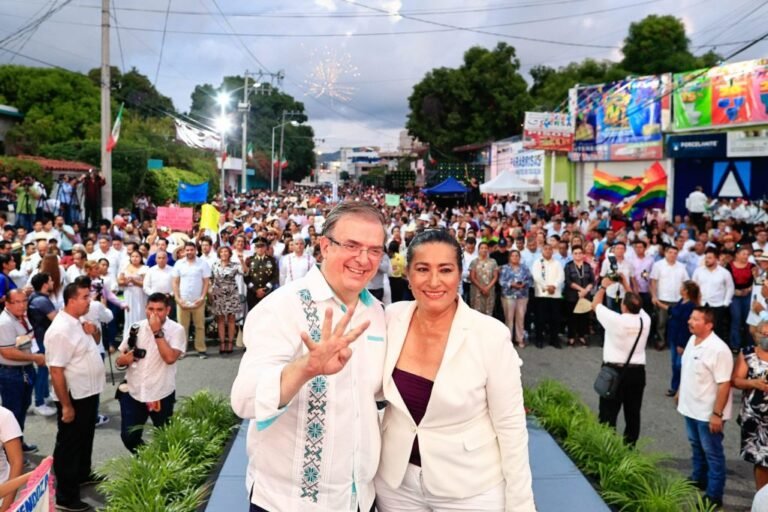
[326,236,385,258]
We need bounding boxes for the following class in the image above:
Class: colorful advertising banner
[522,112,574,152]
[569,76,667,161]
[672,59,768,131]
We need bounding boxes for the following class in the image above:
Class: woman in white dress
[118,250,148,340]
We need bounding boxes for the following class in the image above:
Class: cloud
[0,0,762,150]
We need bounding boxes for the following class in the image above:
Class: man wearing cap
[279,236,315,287]
[245,237,279,311]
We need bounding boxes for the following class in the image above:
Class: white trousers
[375,464,505,511]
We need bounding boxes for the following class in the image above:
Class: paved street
[19,334,756,511]
[518,339,754,512]
[22,348,243,509]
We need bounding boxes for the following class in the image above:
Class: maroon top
[392,367,434,467]
[729,262,754,290]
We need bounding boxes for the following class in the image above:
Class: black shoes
[56,500,91,511]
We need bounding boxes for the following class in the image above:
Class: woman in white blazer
[375,229,536,511]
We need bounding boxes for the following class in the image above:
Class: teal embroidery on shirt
[366,335,384,342]
[297,288,327,504]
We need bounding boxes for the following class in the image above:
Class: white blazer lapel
[438,298,471,366]
[383,301,417,413]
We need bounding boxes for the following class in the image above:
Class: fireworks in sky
[304,47,359,103]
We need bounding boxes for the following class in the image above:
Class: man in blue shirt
[0,254,18,310]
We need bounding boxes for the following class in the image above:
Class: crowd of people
[0,174,766,509]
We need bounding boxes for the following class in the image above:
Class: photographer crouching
[114,292,185,453]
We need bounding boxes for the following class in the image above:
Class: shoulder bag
[593,317,644,399]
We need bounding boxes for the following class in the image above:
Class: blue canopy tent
[422,176,468,195]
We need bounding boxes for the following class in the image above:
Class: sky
[0,0,766,153]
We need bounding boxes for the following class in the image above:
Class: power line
[111,0,126,71]
[26,0,599,19]
[153,0,172,86]
[697,0,768,48]
[208,0,272,74]
[335,0,661,48]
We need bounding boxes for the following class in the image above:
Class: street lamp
[216,92,230,199]
[270,111,301,192]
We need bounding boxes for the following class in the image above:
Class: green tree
[0,66,100,154]
[529,59,627,111]
[188,77,316,182]
[88,67,175,117]
[406,42,532,154]
[620,15,721,75]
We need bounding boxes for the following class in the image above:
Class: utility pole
[239,70,284,195]
[100,0,112,220]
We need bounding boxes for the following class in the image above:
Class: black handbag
[594,317,643,399]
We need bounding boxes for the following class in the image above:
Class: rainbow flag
[587,170,643,203]
[621,163,668,220]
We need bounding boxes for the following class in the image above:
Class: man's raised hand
[300,307,370,377]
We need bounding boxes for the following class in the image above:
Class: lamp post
[215,92,231,200]
[270,111,300,192]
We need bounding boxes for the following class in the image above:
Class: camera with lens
[126,323,146,360]
[92,281,104,301]
[606,255,621,282]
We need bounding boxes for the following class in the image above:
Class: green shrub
[145,166,210,205]
[526,380,714,512]
[0,157,52,191]
[98,390,239,512]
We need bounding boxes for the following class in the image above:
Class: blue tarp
[423,176,468,195]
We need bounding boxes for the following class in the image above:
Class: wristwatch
[153,329,165,339]
[712,411,723,418]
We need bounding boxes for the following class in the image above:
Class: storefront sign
[522,112,573,151]
[667,133,727,158]
[727,129,768,157]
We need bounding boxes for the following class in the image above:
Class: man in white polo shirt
[677,306,733,509]
[143,250,175,320]
[172,242,211,358]
[650,245,689,349]
[115,293,185,452]
[592,278,651,446]
[45,280,105,512]
[692,248,734,346]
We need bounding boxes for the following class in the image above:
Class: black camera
[607,255,621,282]
[92,281,103,301]
[126,324,146,360]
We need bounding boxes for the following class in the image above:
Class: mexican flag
[246,142,253,159]
[221,146,228,164]
[273,158,288,169]
[426,148,436,165]
[106,103,124,152]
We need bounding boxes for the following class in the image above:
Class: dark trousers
[524,288,535,331]
[462,282,471,303]
[0,365,34,437]
[535,297,562,345]
[598,365,646,446]
[54,393,99,505]
[119,391,175,452]
[389,277,407,303]
[84,201,100,229]
[566,301,589,338]
[639,292,656,343]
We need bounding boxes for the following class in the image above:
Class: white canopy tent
[480,171,541,194]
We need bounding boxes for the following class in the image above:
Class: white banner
[174,119,221,151]
[727,129,768,157]
[10,456,53,512]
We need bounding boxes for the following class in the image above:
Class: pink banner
[157,207,194,232]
